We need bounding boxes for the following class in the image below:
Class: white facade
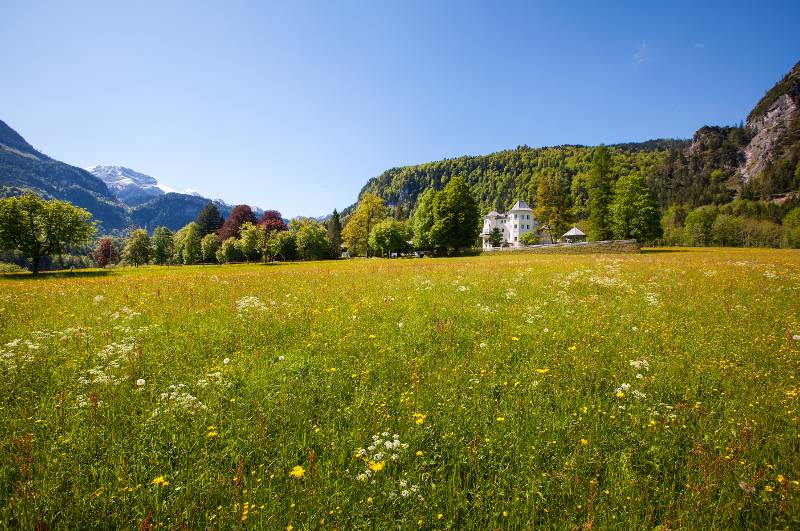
[480,200,538,249]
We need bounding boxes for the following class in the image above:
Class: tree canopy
[0,193,96,273]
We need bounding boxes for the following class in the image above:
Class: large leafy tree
[218,205,257,240]
[609,172,662,242]
[369,219,410,257]
[174,222,202,264]
[0,193,95,273]
[588,145,614,240]
[151,227,175,265]
[412,188,438,250]
[215,237,241,264]
[534,173,572,243]
[683,205,718,246]
[201,233,221,263]
[123,229,151,266]
[293,218,331,260]
[236,222,264,262]
[194,202,224,237]
[326,209,342,254]
[265,230,297,261]
[94,237,119,267]
[259,210,288,233]
[430,177,480,251]
[342,193,386,257]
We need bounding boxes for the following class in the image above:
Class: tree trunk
[31,255,40,274]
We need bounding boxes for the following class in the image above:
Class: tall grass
[1,248,798,528]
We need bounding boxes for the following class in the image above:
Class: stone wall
[485,240,640,255]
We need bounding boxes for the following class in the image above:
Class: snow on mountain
[87,165,173,206]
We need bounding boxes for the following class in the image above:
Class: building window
[514,236,518,241]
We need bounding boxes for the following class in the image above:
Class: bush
[0,262,24,273]
[519,232,539,246]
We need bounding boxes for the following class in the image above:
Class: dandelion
[496,416,505,422]
[764,485,774,492]
[289,465,305,479]
[568,345,577,351]
[535,368,549,374]
[511,336,519,341]
[413,412,427,425]
[368,461,384,472]
[136,378,145,386]
[580,438,588,445]
[416,450,424,457]
[151,476,169,487]
[208,431,219,438]
[616,391,625,398]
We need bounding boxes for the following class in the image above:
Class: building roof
[563,226,586,237]
[484,211,506,219]
[509,199,533,211]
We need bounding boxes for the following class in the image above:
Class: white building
[480,200,538,250]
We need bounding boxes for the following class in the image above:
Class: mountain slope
[0,120,129,230]
[88,165,174,207]
[353,60,800,217]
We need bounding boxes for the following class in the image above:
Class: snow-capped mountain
[87,165,175,207]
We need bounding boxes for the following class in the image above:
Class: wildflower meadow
[1,248,799,529]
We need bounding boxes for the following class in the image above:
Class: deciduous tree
[94,237,119,267]
[201,233,221,263]
[123,229,151,266]
[151,227,174,265]
[430,177,480,251]
[369,219,410,257]
[342,194,386,257]
[412,188,438,250]
[218,205,257,240]
[609,172,662,242]
[259,210,288,233]
[0,193,96,273]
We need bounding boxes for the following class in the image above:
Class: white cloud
[693,43,705,49]
[633,40,647,64]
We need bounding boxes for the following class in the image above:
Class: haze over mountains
[1,60,798,232]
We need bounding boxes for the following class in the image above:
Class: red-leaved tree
[259,210,288,233]
[217,205,257,240]
[94,237,119,267]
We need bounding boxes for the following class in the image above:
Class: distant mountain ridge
[0,121,264,232]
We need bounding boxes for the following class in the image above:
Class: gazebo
[562,226,587,243]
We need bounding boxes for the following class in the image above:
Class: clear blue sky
[2,1,799,217]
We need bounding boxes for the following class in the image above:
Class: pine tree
[151,227,174,265]
[194,202,224,237]
[326,209,342,254]
[588,145,614,240]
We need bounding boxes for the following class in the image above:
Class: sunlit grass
[1,248,799,528]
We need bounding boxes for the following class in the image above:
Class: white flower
[278,355,285,361]
[136,378,146,386]
[399,479,408,488]
[479,342,487,349]
[632,326,638,332]
[223,358,230,365]
[93,295,105,304]
[793,334,800,341]
[398,321,404,328]
[635,373,643,379]
[401,490,410,497]
[543,328,549,333]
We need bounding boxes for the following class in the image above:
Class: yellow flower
[207,431,219,438]
[580,438,588,445]
[289,465,305,479]
[437,513,443,520]
[368,460,385,472]
[535,368,549,374]
[615,391,625,398]
[496,416,505,422]
[777,474,786,484]
[511,336,519,341]
[415,450,424,457]
[413,412,427,425]
[764,485,774,492]
[568,345,577,351]
[151,476,169,487]
[649,419,657,427]
[502,511,508,517]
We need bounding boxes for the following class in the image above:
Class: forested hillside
[354,61,800,225]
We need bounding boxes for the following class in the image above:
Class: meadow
[1,248,799,529]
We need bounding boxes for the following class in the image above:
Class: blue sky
[2,1,799,217]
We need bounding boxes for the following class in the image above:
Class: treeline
[97,203,345,267]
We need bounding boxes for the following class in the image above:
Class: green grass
[1,249,799,529]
